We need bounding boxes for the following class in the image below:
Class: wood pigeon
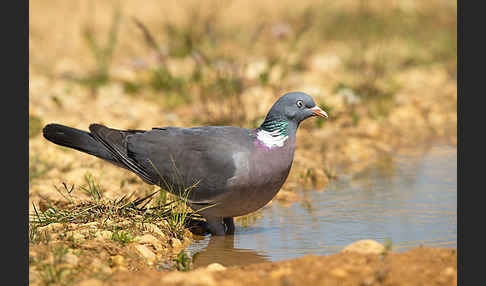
[43,91,328,235]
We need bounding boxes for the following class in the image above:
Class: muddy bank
[88,247,457,286]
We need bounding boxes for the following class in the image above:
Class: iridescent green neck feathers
[256,120,289,148]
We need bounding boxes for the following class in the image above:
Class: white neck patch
[256,129,288,148]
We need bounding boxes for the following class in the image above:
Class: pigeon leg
[223,217,235,234]
[205,216,226,236]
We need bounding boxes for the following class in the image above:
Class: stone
[110,255,125,267]
[206,263,227,272]
[66,231,85,241]
[342,240,385,255]
[437,266,457,285]
[80,222,99,229]
[245,59,267,80]
[77,228,94,237]
[136,234,163,251]
[442,267,456,277]
[362,119,381,138]
[269,267,291,279]
[63,253,79,265]
[142,223,166,238]
[37,222,64,233]
[90,258,112,273]
[329,267,348,279]
[183,236,192,245]
[134,244,156,262]
[170,237,183,249]
[361,277,375,286]
[94,230,113,241]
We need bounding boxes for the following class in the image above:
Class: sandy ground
[79,247,457,286]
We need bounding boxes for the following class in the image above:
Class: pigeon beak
[310,106,328,118]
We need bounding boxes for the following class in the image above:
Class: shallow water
[188,144,457,268]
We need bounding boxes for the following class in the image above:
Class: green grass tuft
[173,250,192,271]
[29,155,54,185]
[29,115,43,138]
[111,230,134,245]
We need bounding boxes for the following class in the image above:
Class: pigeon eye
[296,100,304,108]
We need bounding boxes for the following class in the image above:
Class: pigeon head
[256,92,328,148]
[261,92,328,127]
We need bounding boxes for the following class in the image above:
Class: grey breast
[201,135,296,217]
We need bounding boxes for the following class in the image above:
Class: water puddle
[188,144,457,268]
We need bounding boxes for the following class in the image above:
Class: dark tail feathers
[42,124,117,163]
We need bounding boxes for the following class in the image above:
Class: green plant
[111,230,134,245]
[29,224,52,245]
[146,158,206,238]
[29,115,43,138]
[37,245,73,285]
[68,7,121,95]
[381,238,393,259]
[161,186,195,237]
[161,3,227,59]
[315,102,333,128]
[29,155,54,185]
[80,173,103,201]
[173,250,192,271]
[323,164,338,180]
[122,81,142,95]
[149,67,186,92]
[132,13,250,125]
[130,17,190,104]
[29,173,196,239]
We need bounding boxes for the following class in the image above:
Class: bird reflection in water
[189,233,270,268]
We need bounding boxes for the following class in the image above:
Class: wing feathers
[89,124,156,184]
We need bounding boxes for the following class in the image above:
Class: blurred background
[29,0,457,203]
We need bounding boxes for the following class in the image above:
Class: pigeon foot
[223,217,235,235]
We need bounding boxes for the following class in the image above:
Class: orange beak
[310,106,328,118]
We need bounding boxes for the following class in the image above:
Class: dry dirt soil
[85,247,457,286]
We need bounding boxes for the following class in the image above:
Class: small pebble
[80,222,99,229]
[66,231,85,241]
[442,267,456,277]
[37,223,64,232]
[206,263,227,272]
[134,244,156,262]
[94,230,113,241]
[329,268,348,279]
[170,237,183,249]
[361,277,375,286]
[142,223,166,238]
[63,253,79,265]
[342,240,385,255]
[270,268,291,279]
[110,255,125,267]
